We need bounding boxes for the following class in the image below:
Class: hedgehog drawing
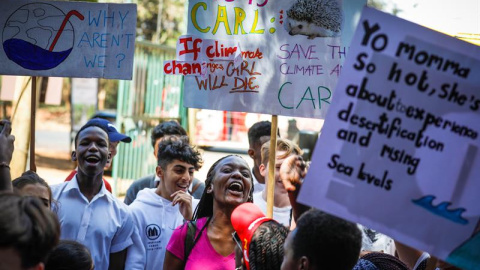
[285,0,343,39]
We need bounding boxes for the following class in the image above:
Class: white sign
[0,75,16,101]
[45,77,63,105]
[72,78,98,106]
[0,0,136,79]
[299,7,480,270]
[172,0,365,119]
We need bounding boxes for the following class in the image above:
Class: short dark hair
[0,193,60,268]
[46,240,93,270]
[292,209,362,270]
[151,121,187,148]
[74,122,109,148]
[157,136,202,171]
[249,220,289,270]
[12,170,52,207]
[248,121,271,147]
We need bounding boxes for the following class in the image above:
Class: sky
[384,0,479,36]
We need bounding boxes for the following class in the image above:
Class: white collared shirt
[51,176,137,270]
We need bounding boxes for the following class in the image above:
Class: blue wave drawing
[3,38,72,70]
[412,195,468,225]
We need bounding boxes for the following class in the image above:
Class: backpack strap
[183,217,211,265]
[184,220,197,263]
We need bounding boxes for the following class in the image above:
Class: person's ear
[247,148,254,159]
[259,163,266,177]
[299,256,309,270]
[71,151,77,161]
[156,166,164,179]
[206,183,213,194]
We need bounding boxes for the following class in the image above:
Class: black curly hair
[46,240,93,270]
[156,136,203,171]
[193,155,253,220]
[249,220,289,270]
[292,209,362,270]
[358,252,409,270]
[151,120,187,148]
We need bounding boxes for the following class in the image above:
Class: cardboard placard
[0,0,136,79]
[299,7,480,270]
[167,0,365,118]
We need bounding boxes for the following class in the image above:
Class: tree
[367,0,386,10]
[367,0,404,16]
[137,0,186,46]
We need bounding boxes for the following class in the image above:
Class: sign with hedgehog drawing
[164,0,366,119]
[299,7,480,270]
[0,0,136,79]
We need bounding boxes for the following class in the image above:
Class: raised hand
[279,154,307,192]
[0,120,14,164]
[171,190,194,220]
[0,120,15,191]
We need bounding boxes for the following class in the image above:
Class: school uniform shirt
[253,191,292,227]
[51,176,142,270]
[64,169,113,193]
[127,188,199,270]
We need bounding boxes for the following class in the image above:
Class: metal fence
[112,41,187,196]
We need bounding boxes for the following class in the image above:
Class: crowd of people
[0,118,462,270]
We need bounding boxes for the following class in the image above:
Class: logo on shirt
[146,224,161,240]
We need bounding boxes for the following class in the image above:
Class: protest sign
[166,0,365,119]
[1,76,16,101]
[298,7,480,269]
[45,77,63,105]
[72,78,98,106]
[0,0,136,79]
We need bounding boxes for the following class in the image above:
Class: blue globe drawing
[2,3,80,70]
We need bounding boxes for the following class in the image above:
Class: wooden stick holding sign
[29,76,36,172]
[266,115,278,219]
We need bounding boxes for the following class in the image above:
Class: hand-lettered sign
[166,0,365,119]
[299,7,480,270]
[0,0,136,79]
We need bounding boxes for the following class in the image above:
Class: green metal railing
[112,41,187,196]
